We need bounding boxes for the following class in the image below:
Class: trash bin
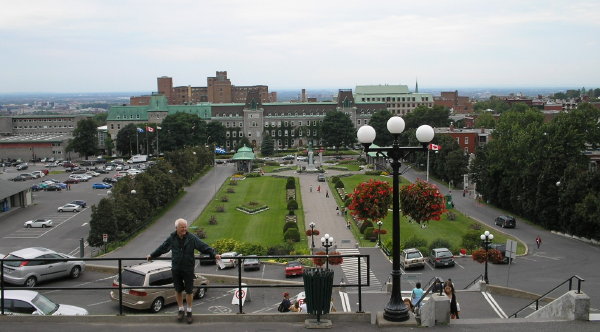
[445,195,454,209]
[303,268,334,322]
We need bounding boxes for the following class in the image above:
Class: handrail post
[1,259,4,315]
[357,254,364,313]
[569,277,572,291]
[237,256,243,314]
[118,259,123,316]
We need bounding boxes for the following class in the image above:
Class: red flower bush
[312,251,344,267]
[373,229,388,235]
[348,180,393,221]
[306,229,320,236]
[399,179,446,225]
[471,249,503,264]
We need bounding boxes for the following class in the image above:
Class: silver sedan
[24,219,53,228]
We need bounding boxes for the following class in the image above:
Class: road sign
[505,239,517,260]
[231,284,249,306]
[102,234,108,243]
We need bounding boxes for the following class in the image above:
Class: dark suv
[495,215,516,228]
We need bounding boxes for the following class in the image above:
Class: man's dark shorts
[172,269,194,294]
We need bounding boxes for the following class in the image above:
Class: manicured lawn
[331,174,525,254]
[192,176,306,249]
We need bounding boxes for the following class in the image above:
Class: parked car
[2,247,85,287]
[400,248,425,269]
[488,243,513,264]
[429,248,455,268]
[57,204,81,212]
[1,290,88,315]
[62,162,78,168]
[317,174,326,182]
[44,162,59,167]
[282,155,295,161]
[44,184,62,191]
[63,178,80,184]
[31,171,45,178]
[31,184,42,191]
[86,171,100,177]
[104,165,114,171]
[495,215,516,228]
[16,163,28,171]
[242,255,261,271]
[92,183,112,189]
[71,200,87,208]
[198,254,216,266]
[10,175,27,181]
[102,177,118,184]
[109,260,209,313]
[296,156,308,161]
[285,260,304,278]
[219,252,240,269]
[24,219,53,228]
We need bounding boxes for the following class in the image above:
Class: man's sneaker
[186,312,193,324]
[177,310,185,322]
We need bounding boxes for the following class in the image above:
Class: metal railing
[1,254,370,316]
[414,277,444,310]
[508,275,585,318]
[463,274,484,290]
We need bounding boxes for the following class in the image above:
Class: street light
[480,230,494,284]
[376,220,383,248]
[320,233,334,270]
[309,222,317,254]
[357,116,434,322]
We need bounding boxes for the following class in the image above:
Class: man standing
[536,235,542,249]
[147,218,220,324]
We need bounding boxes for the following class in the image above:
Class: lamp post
[309,222,317,254]
[376,220,383,247]
[357,117,434,322]
[480,230,494,284]
[321,233,334,270]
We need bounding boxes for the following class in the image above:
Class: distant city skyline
[1,1,599,93]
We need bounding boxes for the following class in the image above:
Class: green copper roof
[107,95,211,121]
[355,85,410,94]
[231,145,255,160]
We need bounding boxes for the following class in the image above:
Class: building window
[284,130,288,136]
[252,121,257,127]
[226,132,230,137]
[239,131,243,137]
[306,129,310,136]
[248,131,252,137]
[299,121,303,126]
[357,120,361,125]
[271,130,275,136]
[239,122,243,127]
[464,137,469,144]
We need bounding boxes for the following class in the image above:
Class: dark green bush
[364,227,375,240]
[365,170,382,176]
[403,235,427,251]
[234,242,267,256]
[429,238,453,252]
[287,199,298,210]
[284,228,301,242]
[461,230,482,251]
[286,177,296,189]
[283,221,298,233]
[267,243,294,255]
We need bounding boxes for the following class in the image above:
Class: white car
[1,290,88,315]
[219,252,241,269]
[104,165,113,171]
[58,204,81,212]
[86,171,100,177]
[31,171,45,178]
[24,219,53,228]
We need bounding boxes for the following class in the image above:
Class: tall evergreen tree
[319,111,356,151]
[68,118,98,159]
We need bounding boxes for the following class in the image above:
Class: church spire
[415,78,419,93]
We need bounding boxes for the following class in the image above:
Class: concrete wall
[527,290,590,321]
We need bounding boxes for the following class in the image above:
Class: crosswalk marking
[337,248,382,292]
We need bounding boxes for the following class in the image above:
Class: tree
[261,133,275,156]
[67,118,98,159]
[474,112,496,129]
[238,136,252,149]
[319,111,356,151]
[93,113,108,126]
[368,110,393,147]
[104,135,115,156]
[160,113,207,151]
[116,124,137,156]
[207,121,226,147]
[404,105,450,129]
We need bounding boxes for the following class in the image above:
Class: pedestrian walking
[147,218,221,324]
[444,281,460,319]
[310,185,313,193]
[336,206,339,215]
[536,235,542,249]
[325,190,329,198]
[278,292,292,312]
[317,185,321,193]
[411,282,424,309]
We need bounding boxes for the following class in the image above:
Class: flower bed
[236,201,269,214]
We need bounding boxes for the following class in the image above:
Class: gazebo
[231,145,255,173]
[366,143,389,170]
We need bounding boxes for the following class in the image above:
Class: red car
[285,261,304,278]
[64,178,80,184]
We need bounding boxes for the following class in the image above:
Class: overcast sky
[1,0,599,93]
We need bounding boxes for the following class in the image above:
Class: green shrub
[359,220,373,234]
[287,199,298,210]
[334,179,345,189]
[331,176,340,183]
[286,177,296,189]
[226,188,235,193]
[215,205,225,212]
[344,197,352,207]
[220,195,229,202]
[234,242,267,256]
[208,215,217,225]
[283,221,298,233]
[246,173,261,177]
[403,235,427,251]
[267,243,294,255]
[429,238,453,252]
[365,170,382,176]
[284,228,301,242]
[288,209,295,216]
[212,238,239,253]
[461,230,482,251]
[364,227,375,240]
[195,228,206,239]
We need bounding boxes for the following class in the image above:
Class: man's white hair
[175,218,188,228]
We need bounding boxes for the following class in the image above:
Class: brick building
[434,91,473,114]
[435,125,493,154]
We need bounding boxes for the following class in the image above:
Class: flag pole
[156,128,159,157]
[136,130,139,155]
[146,128,149,156]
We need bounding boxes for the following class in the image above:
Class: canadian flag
[428,144,441,151]
[146,126,155,133]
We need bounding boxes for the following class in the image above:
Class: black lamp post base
[383,305,410,322]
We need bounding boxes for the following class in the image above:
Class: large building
[353,84,434,116]
[0,114,93,136]
[108,90,387,152]
[132,72,271,106]
[434,91,474,114]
